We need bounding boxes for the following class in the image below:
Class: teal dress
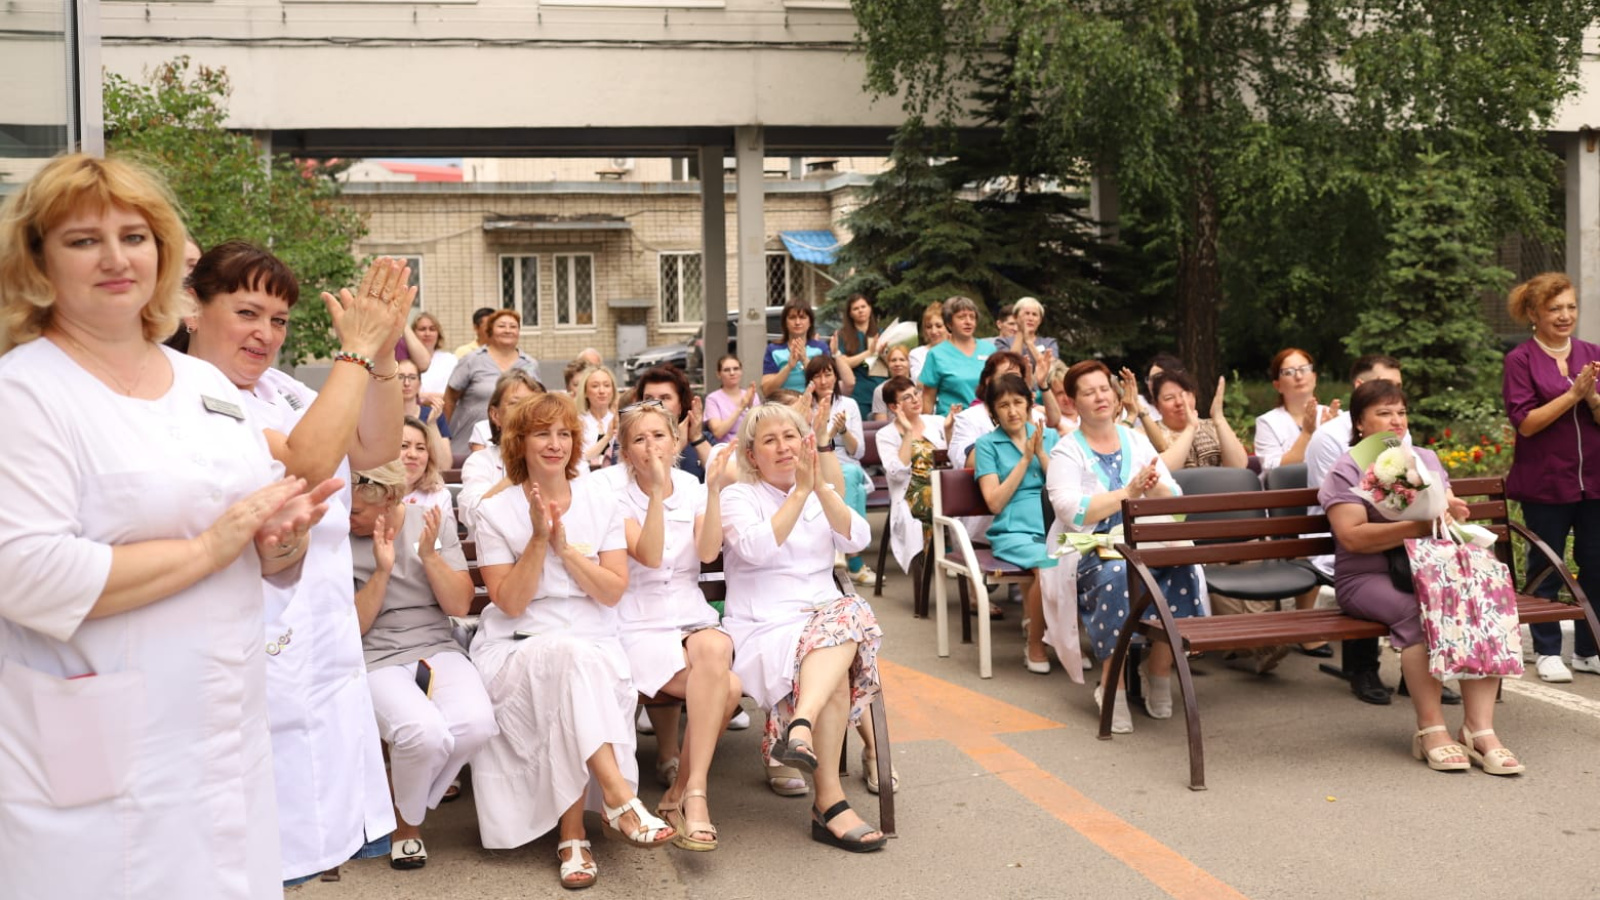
[973,424,1060,570]
[842,329,884,413]
[919,338,995,414]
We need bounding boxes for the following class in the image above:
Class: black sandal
[810,800,887,853]
[774,718,818,773]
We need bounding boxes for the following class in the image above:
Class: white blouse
[469,474,627,679]
[719,480,871,708]
[721,481,870,621]
[616,470,716,629]
[1253,404,1328,471]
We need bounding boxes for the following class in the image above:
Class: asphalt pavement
[291,513,1600,900]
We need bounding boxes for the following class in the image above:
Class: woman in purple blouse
[1502,272,1600,684]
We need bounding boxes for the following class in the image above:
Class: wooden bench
[1102,475,1599,790]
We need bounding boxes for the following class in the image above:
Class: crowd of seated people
[0,154,1562,900]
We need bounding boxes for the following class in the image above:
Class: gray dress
[446,348,538,455]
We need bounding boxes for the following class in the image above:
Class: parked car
[620,304,840,388]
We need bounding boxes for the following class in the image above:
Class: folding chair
[930,468,1031,678]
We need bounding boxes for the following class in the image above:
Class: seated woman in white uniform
[615,402,743,851]
[400,415,454,523]
[0,153,335,900]
[456,369,543,536]
[350,461,497,870]
[467,393,675,890]
[720,402,888,853]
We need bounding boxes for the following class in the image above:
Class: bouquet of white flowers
[1350,432,1445,522]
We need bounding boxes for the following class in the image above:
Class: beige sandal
[1411,725,1469,772]
[1459,727,1525,775]
[663,789,718,851]
[766,763,808,797]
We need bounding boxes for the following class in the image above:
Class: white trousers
[368,651,498,827]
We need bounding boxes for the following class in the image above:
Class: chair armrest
[931,511,986,580]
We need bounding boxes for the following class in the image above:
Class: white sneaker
[636,707,655,734]
[1536,655,1574,683]
[727,709,751,730]
[849,565,878,586]
[1572,655,1600,675]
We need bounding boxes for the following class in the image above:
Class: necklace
[1533,334,1572,355]
[54,330,151,396]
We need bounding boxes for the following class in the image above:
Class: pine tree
[1343,149,1510,437]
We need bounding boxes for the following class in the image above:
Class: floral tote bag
[1405,531,1524,680]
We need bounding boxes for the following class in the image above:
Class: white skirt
[469,635,637,849]
[619,623,728,698]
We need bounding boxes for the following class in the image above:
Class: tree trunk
[1177,169,1221,409]
[1176,48,1221,410]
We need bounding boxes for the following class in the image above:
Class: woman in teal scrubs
[918,296,994,414]
[973,373,1059,674]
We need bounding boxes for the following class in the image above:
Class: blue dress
[1074,444,1202,661]
[973,424,1060,570]
[918,339,995,415]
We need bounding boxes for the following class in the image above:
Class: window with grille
[765,252,808,307]
[554,253,596,327]
[396,255,424,310]
[659,252,704,325]
[499,255,539,326]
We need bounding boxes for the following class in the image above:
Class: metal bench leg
[870,695,895,838]
[1169,639,1207,791]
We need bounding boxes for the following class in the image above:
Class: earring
[185,324,195,334]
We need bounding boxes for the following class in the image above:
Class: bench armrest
[1114,542,1181,634]
[1508,520,1590,607]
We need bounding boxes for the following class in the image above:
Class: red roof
[378,161,464,182]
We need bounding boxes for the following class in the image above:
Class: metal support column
[1567,130,1600,344]
[699,144,729,382]
[735,125,767,379]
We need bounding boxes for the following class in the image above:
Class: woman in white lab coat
[468,393,676,890]
[616,402,742,851]
[182,240,409,882]
[875,374,952,576]
[720,402,887,853]
[0,153,336,899]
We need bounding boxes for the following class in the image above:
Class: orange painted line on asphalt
[880,660,1248,900]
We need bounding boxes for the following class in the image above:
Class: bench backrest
[1120,474,1515,573]
[935,467,988,520]
[860,419,887,469]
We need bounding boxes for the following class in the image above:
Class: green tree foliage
[1344,149,1510,437]
[831,51,1146,356]
[103,57,366,366]
[852,0,1599,400]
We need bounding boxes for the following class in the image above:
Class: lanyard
[1072,426,1134,491]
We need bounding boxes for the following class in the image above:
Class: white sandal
[602,797,675,848]
[557,839,597,890]
[1459,727,1526,775]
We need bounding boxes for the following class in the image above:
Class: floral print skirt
[760,594,884,761]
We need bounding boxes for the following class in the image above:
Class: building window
[396,255,424,310]
[554,253,595,327]
[499,255,539,326]
[766,252,808,307]
[659,252,704,326]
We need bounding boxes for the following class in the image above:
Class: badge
[202,395,246,420]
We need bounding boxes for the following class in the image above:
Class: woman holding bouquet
[1321,380,1523,775]
[1502,272,1600,684]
